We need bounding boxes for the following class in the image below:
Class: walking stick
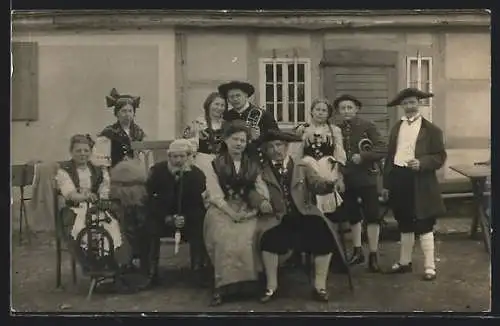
[173,170,185,255]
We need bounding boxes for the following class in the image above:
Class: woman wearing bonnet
[98,88,147,168]
[93,88,154,288]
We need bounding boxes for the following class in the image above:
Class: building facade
[12,10,491,182]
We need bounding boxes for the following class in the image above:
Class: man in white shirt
[381,88,447,281]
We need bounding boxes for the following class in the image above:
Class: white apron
[302,156,343,214]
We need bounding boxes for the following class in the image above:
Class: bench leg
[18,198,24,246]
[56,237,62,288]
[471,181,491,254]
[479,212,491,254]
[469,181,482,239]
[346,266,355,293]
[71,258,77,284]
[87,277,98,301]
[470,214,479,239]
[21,199,32,244]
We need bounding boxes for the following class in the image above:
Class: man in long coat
[146,139,208,286]
[257,129,351,302]
[382,88,447,281]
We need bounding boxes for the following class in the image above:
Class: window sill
[12,120,38,126]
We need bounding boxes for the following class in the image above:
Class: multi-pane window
[259,58,311,125]
[406,55,433,120]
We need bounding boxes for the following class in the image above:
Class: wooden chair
[131,140,173,171]
[12,163,36,245]
[53,162,78,289]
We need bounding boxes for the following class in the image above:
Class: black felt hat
[333,94,362,110]
[387,88,434,107]
[257,129,302,146]
[218,81,255,98]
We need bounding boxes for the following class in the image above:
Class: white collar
[401,113,422,123]
[230,101,250,113]
[168,163,192,175]
[272,155,290,167]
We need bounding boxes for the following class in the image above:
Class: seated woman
[203,120,272,306]
[183,92,226,173]
[55,134,128,276]
[294,98,347,216]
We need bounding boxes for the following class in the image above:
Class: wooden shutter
[322,50,398,141]
[327,66,393,140]
[11,42,39,121]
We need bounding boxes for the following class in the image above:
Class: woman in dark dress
[99,88,146,168]
[97,88,152,287]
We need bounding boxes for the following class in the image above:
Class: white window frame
[258,58,312,127]
[406,56,433,121]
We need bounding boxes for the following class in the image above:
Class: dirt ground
[11,229,490,314]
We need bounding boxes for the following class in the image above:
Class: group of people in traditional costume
[55,78,447,304]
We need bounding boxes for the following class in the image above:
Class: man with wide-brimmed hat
[218,80,278,143]
[145,139,209,286]
[382,88,446,281]
[333,94,387,272]
[256,129,351,303]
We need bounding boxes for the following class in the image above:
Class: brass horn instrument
[358,137,379,173]
[358,137,374,153]
[246,107,263,130]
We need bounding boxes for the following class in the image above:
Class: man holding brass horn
[219,81,279,162]
[334,94,386,272]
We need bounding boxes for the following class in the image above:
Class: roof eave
[12,11,491,33]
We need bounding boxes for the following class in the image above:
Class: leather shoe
[210,292,223,306]
[260,288,278,303]
[312,288,329,302]
[385,262,412,274]
[422,270,437,281]
[348,247,365,266]
[368,252,381,273]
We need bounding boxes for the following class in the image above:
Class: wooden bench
[131,140,173,171]
[440,179,474,200]
[449,164,491,254]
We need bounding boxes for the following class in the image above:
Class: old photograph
[11,9,491,313]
